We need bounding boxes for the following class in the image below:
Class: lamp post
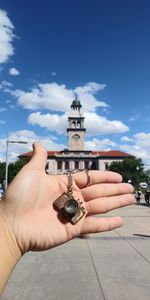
[136,166,140,187]
[5,140,28,190]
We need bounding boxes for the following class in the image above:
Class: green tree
[0,161,6,187]
[108,157,148,186]
[0,158,29,187]
[8,158,28,184]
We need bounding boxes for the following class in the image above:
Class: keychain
[53,171,86,224]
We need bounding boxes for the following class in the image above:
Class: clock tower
[67,97,86,151]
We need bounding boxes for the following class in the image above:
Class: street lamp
[136,166,140,187]
[5,140,28,190]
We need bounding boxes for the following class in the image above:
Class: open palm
[1,143,134,254]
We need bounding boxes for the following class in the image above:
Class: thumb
[29,142,48,171]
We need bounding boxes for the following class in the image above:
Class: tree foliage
[0,162,6,187]
[107,157,148,186]
[0,158,29,186]
[8,158,29,183]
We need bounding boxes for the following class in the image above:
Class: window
[91,161,97,170]
[85,161,89,169]
[77,121,81,128]
[105,163,109,170]
[45,162,49,173]
[72,121,76,128]
[75,161,79,169]
[57,161,62,170]
[65,161,69,170]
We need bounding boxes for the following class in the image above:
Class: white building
[21,97,133,174]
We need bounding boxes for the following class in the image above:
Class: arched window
[72,121,76,128]
[77,121,81,128]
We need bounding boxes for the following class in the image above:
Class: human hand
[0,142,134,255]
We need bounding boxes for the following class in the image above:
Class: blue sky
[0,0,150,168]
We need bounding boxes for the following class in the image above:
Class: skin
[0,142,134,294]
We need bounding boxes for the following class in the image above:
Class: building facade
[21,97,133,174]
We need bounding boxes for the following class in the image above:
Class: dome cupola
[71,96,82,109]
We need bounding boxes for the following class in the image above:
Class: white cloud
[0,120,5,124]
[120,144,148,161]
[11,89,24,97]
[119,132,150,169]
[134,132,150,139]
[134,132,150,148]
[28,111,67,133]
[12,83,74,111]
[9,104,15,109]
[0,107,7,112]
[121,136,134,142]
[0,80,13,89]
[51,71,56,76]
[128,113,140,122]
[84,112,129,135]
[85,138,117,151]
[11,81,108,112]
[9,67,20,76]
[28,110,129,136]
[75,82,108,112]
[0,9,15,64]
[0,130,66,162]
[8,80,129,136]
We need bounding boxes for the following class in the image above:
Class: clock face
[73,134,80,141]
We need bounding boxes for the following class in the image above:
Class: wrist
[0,202,22,294]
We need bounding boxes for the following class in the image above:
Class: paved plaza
[2,200,150,300]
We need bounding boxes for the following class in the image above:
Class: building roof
[19,149,133,158]
[92,150,133,157]
[19,150,60,157]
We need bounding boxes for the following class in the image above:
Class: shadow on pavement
[133,233,150,238]
[78,235,147,240]
[134,202,150,207]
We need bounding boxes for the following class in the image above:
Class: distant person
[135,189,142,204]
[0,142,134,295]
[128,179,132,184]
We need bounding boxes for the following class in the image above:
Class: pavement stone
[1,202,150,300]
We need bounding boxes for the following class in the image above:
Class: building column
[62,161,65,173]
[69,160,74,171]
[79,160,84,170]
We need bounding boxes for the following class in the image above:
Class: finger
[86,193,135,215]
[28,142,47,171]
[80,216,123,235]
[73,170,122,189]
[82,182,134,201]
